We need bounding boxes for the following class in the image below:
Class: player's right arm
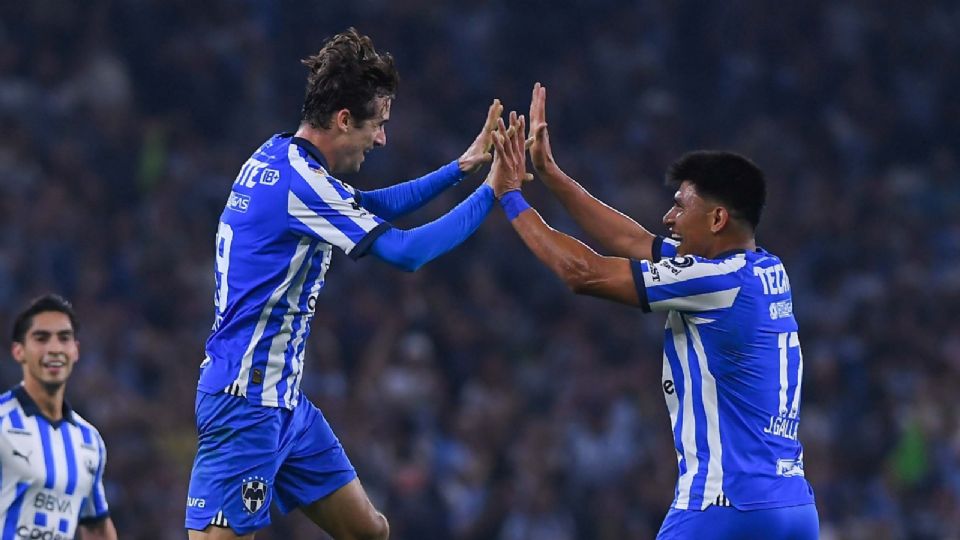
[527,83,656,261]
[288,156,494,272]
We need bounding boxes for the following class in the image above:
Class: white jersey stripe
[670,312,699,510]
[288,146,382,238]
[261,242,318,405]
[288,190,359,252]
[688,320,724,510]
[282,251,329,407]
[778,332,789,416]
[790,333,803,418]
[235,237,313,397]
[650,256,747,285]
[650,287,741,312]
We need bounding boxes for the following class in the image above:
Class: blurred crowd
[1,1,958,538]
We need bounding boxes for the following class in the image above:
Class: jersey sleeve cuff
[651,236,664,262]
[630,260,652,312]
[349,222,393,260]
[445,159,468,183]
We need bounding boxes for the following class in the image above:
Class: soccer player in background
[1,295,117,540]
[185,28,504,539]
[486,85,819,538]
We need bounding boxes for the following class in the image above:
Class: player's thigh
[658,504,819,539]
[273,398,386,537]
[188,526,255,540]
[272,397,357,513]
[300,478,388,540]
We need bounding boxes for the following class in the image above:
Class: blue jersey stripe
[62,424,78,495]
[245,252,313,404]
[289,177,376,244]
[79,424,93,446]
[663,330,688,479]
[1,482,30,540]
[646,272,743,305]
[8,409,23,429]
[37,418,56,489]
[686,327,711,510]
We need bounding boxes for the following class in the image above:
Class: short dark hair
[666,150,766,229]
[300,28,399,129]
[11,294,79,344]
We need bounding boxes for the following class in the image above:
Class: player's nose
[374,128,386,147]
[662,208,674,226]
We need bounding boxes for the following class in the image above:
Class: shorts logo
[241,477,268,513]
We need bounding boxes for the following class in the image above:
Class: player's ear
[11,342,24,364]
[710,206,729,234]
[334,109,353,132]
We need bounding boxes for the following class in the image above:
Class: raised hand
[486,112,528,198]
[458,99,504,174]
[526,83,556,172]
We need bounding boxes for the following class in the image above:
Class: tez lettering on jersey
[631,237,815,512]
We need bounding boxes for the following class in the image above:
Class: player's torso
[201,134,335,408]
[0,407,100,539]
[661,250,812,510]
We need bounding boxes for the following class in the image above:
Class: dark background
[1,1,958,538]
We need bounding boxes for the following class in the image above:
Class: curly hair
[300,28,399,129]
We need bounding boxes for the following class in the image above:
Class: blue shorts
[658,503,819,539]
[184,391,357,535]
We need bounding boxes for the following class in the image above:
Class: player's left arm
[356,99,503,220]
[78,517,117,540]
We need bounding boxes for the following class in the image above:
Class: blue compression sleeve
[369,184,494,272]
[357,160,465,220]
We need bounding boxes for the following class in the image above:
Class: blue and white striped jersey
[200,133,390,409]
[0,386,109,540]
[631,237,815,511]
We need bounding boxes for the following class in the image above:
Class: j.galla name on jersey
[763,414,799,441]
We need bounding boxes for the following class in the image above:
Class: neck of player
[23,377,66,422]
[294,124,341,173]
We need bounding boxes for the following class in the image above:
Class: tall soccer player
[1,295,117,540]
[486,86,819,538]
[185,28,505,540]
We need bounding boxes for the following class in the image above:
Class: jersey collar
[286,133,331,172]
[13,385,78,427]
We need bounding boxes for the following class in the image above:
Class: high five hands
[484,83,553,198]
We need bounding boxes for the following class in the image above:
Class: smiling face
[12,311,79,393]
[662,180,721,257]
[334,96,390,173]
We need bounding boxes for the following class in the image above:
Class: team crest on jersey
[241,477,268,513]
[668,255,695,268]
